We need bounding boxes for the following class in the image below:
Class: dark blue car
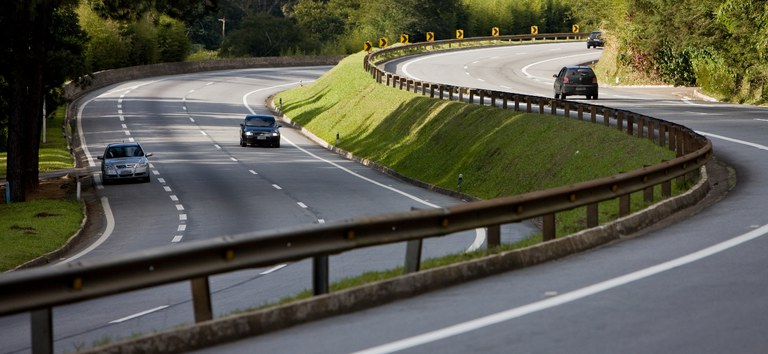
[239,114,281,148]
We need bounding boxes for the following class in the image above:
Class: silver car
[97,142,153,184]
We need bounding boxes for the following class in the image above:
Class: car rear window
[569,68,595,78]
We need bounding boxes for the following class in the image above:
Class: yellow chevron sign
[531,25,539,34]
[379,37,388,48]
[492,27,500,37]
[426,32,434,42]
[456,29,464,39]
[572,25,580,33]
[363,41,372,52]
[399,34,409,44]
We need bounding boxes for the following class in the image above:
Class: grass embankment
[269,51,680,302]
[0,106,82,271]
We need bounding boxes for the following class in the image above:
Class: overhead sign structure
[399,34,409,44]
[456,29,464,39]
[572,25,580,33]
[426,32,435,42]
[379,37,388,48]
[531,25,539,35]
[364,41,372,52]
[491,27,500,37]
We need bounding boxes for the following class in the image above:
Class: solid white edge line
[243,83,490,252]
[353,224,768,354]
[58,197,115,264]
[109,305,170,324]
[260,264,288,275]
[697,131,768,151]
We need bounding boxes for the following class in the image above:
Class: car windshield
[107,145,143,158]
[245,117,275,127]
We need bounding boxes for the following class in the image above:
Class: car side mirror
[97,156,104,160]
[145,153,153,157]
[553,74,558,78]
[240,123,245,127]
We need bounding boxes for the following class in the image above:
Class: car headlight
[105,165,117,174]
[272,132,280,137]
[245,131,254,136]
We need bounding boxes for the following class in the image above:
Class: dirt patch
[0,176,76,204]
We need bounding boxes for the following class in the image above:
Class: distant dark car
[98,142,152,184]
[587,30,604,49]
[553,66,599,100]
[240,114,281,148]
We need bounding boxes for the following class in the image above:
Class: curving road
[1,65,537,353]
[191,42,768,353]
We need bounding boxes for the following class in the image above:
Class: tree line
[573,0,768,103]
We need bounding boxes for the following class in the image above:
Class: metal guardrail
[0,33,712,354]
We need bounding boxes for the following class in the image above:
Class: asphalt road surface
[189,42,768,353]
[1,63,536,353]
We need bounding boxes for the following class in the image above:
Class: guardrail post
[404,238,423,273]
[430,84,435,98]
[449,86,454,101]
[469,90,474,104]
[662,180,672,198]
[487,225,501,248]
[459,88,465,102]
[647,119,655,142]
[526,97,532,113]
[191,277,213,323]
[590,106,597,123]
[551,100,557,115]
[659,123,667,147]
[31,308,53,354]
[617,111,624,131]
[602,109,611,126]
[637,116,645,138]
[502,93,508,109]
[644,184,654,203]
[543,214,556,241]
[586,203,598,228]
[479,90,485,106]
[627,114,634,135]
[514,95,520,111]
[313,255,330,295]
[491,92,497,107]
[563,102,570,117]
[439,85,445,99]
[577,104,584,120]
[386,73,392,86]
[619,194,631,217]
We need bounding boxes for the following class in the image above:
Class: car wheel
[240,137,246,147]
[275,141,281,148]
[593,93,598,100]
[561,93,567,100]
[554,93,560,99]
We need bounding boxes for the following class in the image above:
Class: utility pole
[218,16,226,38]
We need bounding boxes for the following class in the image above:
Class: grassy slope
[276,52,676,199]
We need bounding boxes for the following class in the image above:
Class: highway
[1,64,536,353]
[188,43,768,353]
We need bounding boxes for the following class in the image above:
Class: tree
[1,0,88,202]
[219,12,304,57]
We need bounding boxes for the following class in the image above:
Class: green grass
[0,199,83,271]
[229,51,686,315]
[0,105,81,271]
[276,52,676,199]
[0,105,73,178]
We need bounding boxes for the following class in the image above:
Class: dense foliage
[573,0,768,103]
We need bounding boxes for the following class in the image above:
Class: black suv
[553,66,599,100]
[587,30,604,49]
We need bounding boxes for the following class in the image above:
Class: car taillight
[563,77,569,84]
[592,77,597,84]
